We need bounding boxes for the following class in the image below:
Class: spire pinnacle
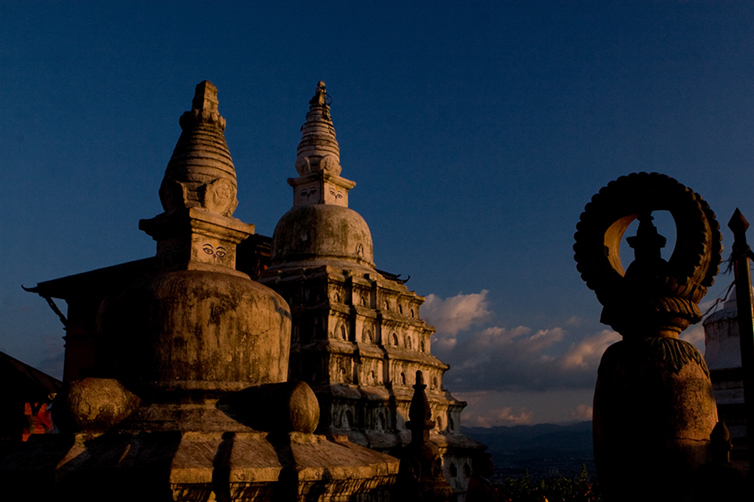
[142,81,253,273]
[295,81,341,176]
[193,81,219,113]
[159,81,238,217]
[177,81,227,132]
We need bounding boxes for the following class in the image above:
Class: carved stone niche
[574,172,722,502]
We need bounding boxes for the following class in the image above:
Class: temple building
[255,82,481,495]
[8,81,483,501]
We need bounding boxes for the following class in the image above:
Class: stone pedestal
[593,338,717,502]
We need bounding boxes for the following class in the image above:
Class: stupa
[703,288,748,470]
[2,81,399,501]
[258,82,482,498]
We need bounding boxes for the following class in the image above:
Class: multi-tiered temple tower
[259,82,482,496]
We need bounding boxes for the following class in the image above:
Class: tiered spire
[159,81,239,217]
[295,81,341,176]
[141,82,253,273]
[288,82,355,209]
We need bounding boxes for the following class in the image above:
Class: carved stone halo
[573,172,722,337]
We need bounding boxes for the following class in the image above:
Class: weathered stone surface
[97,270,291,396]
[140,206,255,272]
[0,429,399,502]
[593,339,717,501]
[52,377,140,432]
[574,172,722,502]
[7,81,403,502]
[218,381,320,434]
[295,81,341,177]
[261,82,482,499]
[160,81,239,217]
[272,204,375,269]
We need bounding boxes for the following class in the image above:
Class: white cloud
[454,389,596,426]
[565,316,583,327]
[680,323,705,353]
[558,330,620,370]
[464,406,534,427]
[570,403,593,421]
[435,319,618,393]
[423,290,492,336]
[424,289,623,423]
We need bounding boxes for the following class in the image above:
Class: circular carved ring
[574,172,722,307]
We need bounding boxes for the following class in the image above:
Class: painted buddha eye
[215,247,227,258]
[203,244,214,255]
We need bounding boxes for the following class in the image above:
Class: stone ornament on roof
[159,80,239,217]
[295,81,342,177]
[397,371,453,502]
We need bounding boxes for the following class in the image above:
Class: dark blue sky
[2,2,753,424]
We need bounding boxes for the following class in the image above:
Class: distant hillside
[462,421,594,481]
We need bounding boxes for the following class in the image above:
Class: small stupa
[0,81,399,502]
[703,288,749,470]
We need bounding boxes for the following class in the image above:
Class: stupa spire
[141,82,253,273]
[287,82,355,209]
[295,81,342,176]
[159,80,239,217]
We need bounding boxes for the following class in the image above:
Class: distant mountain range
[462,421,594,481]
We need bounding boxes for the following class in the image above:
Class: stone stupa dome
[272,203,374,267]
[100,81,292,396]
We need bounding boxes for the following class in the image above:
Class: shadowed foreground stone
[575,172,722,502]
[52,377,141,432]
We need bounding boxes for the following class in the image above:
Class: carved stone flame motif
[574,172,722,338]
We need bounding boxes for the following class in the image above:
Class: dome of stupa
[100,82,291,397]
[269,82,375,271]
[272,204,374,268]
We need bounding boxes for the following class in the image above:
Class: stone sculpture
[574,172,722,502]
[396,371,453,502]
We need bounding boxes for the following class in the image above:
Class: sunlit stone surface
[0,82,399,502]
[260,82,483,499]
